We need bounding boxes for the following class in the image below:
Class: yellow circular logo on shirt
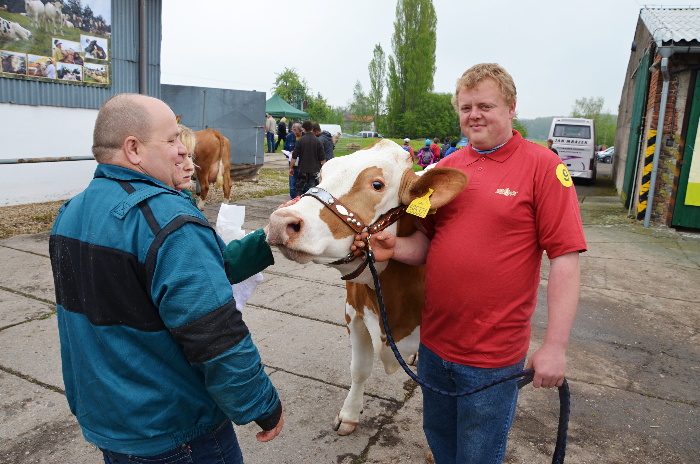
[556,164,573,187]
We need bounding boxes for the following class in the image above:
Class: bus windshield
[553,124,591,139]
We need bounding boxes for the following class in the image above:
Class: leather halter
[301,187,407,280]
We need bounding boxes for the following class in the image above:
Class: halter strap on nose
[301,186,409,280]
[301,187,366,234]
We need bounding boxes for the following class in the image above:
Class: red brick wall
[642,55,687,226]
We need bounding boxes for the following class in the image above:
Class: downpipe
[138,0,147,94]
[644,48,672,227]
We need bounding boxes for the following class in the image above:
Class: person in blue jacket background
[49,93,284,464]
[284,122,302,198]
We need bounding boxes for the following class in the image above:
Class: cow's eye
[372,181,384,191]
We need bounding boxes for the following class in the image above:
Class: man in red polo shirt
[361,63,586,464]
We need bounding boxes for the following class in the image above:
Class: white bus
[548,117,597,182]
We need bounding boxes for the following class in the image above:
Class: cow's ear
[399,167,467,208]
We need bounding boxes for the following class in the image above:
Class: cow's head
[267,139,467,282]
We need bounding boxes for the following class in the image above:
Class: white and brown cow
[267,139,467,435]
[193,129,233,210]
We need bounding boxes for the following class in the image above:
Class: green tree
[65,0,83,18]
[571,96,616,147]
[595,113,617,147]
[571,96,604,119]
[368,44,386,133]
[326,106,346,126]
[513,114,528,139]
[520,116,564,141]
[83,5,94,23]
[385,56,402,136]
[386,0,437,137]
[271,68,344,125]
[272,68,309,109]
[398,93,458,140]
[306,92,333,123]
[348,81,372,134]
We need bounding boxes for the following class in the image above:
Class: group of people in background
[280,119,335,199]
[410,136,459,168]
[267,114,336,156]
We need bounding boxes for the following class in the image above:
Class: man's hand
[352,231,396,262]
[277,197,300,210]
[369,231,397,262]
[256,410,284,442]
[352,230,427,265]
[525,343,567,388]
[350,231,369,257]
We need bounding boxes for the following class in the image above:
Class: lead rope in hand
[365,248,570,464]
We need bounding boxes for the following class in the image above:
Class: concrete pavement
[1,163,699,463]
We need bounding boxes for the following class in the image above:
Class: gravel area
[0,200,65,240]
[0,168,289,240]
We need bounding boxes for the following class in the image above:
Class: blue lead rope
[366,249,570,464]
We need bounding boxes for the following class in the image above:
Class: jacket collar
[94,164,190,200]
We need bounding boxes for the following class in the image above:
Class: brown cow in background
[193,129,232,209]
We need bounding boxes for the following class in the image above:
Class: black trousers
[296,172,319,196]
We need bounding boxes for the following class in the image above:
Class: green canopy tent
[265,94,309,119]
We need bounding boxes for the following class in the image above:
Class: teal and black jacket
[49,164,280,456]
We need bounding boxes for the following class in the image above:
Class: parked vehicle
[596,146,614,164]
[357,131,383,138]
[549,117,597,183]
[320,124,342,137]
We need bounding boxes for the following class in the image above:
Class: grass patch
[333,137,429,172]
[0,200,64,240]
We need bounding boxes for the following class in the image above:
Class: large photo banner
[0,0,111,87]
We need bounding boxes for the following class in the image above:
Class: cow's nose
[267,209,304,246]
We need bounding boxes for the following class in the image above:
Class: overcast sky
[161,0,700,120]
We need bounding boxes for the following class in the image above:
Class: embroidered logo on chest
[495,188,518,197]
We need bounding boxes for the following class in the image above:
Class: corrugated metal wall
[162,84,266,166]
[0,0,162,108]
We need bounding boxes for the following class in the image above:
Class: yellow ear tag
[407,188,434,218]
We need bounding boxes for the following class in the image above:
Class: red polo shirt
[420,131,587,368]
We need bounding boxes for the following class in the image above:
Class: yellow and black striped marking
[637,130,656,220]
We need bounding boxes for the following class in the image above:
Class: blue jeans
[289,166,299,199]
[266,132,275,153]
[418,343,525,464]
[101,421,242,464]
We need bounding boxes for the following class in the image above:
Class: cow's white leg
[335,312,373,436]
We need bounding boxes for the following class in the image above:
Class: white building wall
[0,104,98,206]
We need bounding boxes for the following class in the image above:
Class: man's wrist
[255,400,283,431]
